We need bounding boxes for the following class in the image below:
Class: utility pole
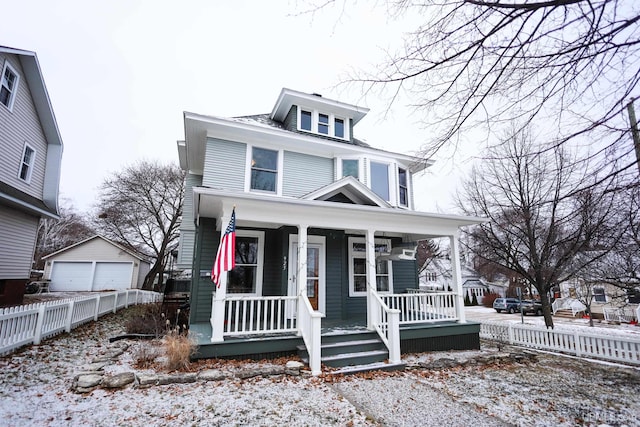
[627,98,640,175]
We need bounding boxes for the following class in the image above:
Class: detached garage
[42,236,151,292]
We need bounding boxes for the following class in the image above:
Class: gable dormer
[270,88,369,143]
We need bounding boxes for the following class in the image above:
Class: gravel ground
[1,307,639,426]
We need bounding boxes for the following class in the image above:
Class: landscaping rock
[102,372,135,389]
[420,358,461,370]
[137,373,159,387]
[75,374,103,392]
[198,369,229,382]
[285,361,304,376]
[82,362,108,372]
[156,373,197,385]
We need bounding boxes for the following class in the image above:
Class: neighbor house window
[593,287,606,303]
[348,237,393,296]
[300,110,312,131]
[370,162,390,201]
[227,230,264,295]
[250,147,278,192]
[1,62,19,111]
[342,159,359,179]
[398,168,408,207]
[19,144,35,183]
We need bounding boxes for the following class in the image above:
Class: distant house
[420,257,507,303]
[0,46,63,306]
[42,235,151,292]
[177,88,485,374]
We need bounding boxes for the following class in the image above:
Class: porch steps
[554,308,579,318]
[297,330,406,373]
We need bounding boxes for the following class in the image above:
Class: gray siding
[392,260,419,293]
[177,173,201,270]
[283,105,297,132]
[0,53,48,200]
[202,138,246,190]
[282,151,334,197]
[0,204,38,279]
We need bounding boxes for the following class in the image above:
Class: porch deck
[190,320,481,361]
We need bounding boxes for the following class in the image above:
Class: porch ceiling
[193,187,486,238]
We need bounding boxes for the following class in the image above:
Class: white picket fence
[480,321,640,365]
[0,290,163,356]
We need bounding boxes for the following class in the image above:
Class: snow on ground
[0,306,639,426]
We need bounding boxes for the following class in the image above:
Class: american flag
[212,209,236,287]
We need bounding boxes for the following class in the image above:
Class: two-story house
[177,88,484,374]
[0,46,62,307]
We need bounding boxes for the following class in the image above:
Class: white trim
[227,229,265,296]
[348,236,393,297]
[18,142,36,184]
[1,60,20,112]
[288,234,326,314]
[302,176,390,208]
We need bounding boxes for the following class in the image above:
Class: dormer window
[297,108,349,140]
[398,168,408,207]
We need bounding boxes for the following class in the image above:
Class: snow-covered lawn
[0,308,639,426]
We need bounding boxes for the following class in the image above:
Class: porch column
[366,229,378,330]
[297,224,309,328]
[210,212,231,343]
[450,233,466,323]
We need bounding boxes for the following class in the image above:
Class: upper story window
[342,159,359,179]
[297,108,348,140]
[1,62,19,111]
[250,147,278,192]
[370,161,390,201]
[398,168,408,207]
[19,144,35,183]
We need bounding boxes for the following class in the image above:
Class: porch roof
[193,187,486,239]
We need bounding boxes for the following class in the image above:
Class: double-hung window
[593,287,606,303]
[370,161,390,201]
[348,237,393,296]
[1,62,19,111]
[250,147,278,192]
[398,167,408,207]
[19,144,35,183]
[227,230,264,295]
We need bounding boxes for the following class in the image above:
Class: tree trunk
[539,291,554,329]
[143,260,165,292]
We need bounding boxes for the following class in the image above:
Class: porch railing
[370,289,401,364]
[223,296,298,336]
[552,297,586,316]
[603,306,639,323]
[297,295,323,375]
[384,291,458,324]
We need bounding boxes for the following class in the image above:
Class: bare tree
[318,0,640,185]
[416,239,442,274]
[34,199,95,270]
[458,126,624,328]
[94,161,185,291]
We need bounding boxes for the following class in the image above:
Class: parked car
[493,298,521,313]
[520,300,543,316]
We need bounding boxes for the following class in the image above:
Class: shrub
[464,293,471,306]
[163,329,198,371]
[124,303,168,336]
[471,293,478,306]
[482,292,501,308]
[132,344,162,369]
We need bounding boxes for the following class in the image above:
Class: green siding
[262,229,283,296]
[392,260,419,293]
[189,217,218,324]
[282,151,334,197]
[203,138,246,190]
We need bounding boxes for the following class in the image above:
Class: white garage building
[42,235,151,291]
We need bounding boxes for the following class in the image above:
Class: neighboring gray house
[0,46,62,306]
[42,235,151,292]
[178,88,485,374]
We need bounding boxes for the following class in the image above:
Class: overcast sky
[2,1,477,214]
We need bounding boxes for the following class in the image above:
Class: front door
[288,236,326,314]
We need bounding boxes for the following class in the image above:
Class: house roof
[0,46,63,217]
[302,176,390,208]
[193,186,486,240]
[180,110,431,176]
[42,235,151,263]
[270,88,369,124]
